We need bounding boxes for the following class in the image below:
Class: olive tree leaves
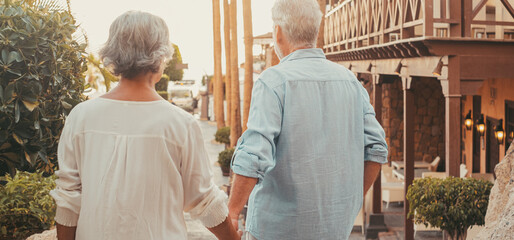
[0,0,87,176]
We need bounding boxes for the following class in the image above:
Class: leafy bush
[156,74,170,99]
[406,177,493,240]
[0,171,56,239]
[0,0,87,176]
[218,148,234,175]
[215,127,230,146]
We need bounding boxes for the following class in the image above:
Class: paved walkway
[185,120,228,240]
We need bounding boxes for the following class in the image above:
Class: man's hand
[228,174,258,236]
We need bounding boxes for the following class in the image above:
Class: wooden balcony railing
[323,0,514,54]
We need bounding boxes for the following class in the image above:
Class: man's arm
[56,224,76,240]
[364,161,381,195]
[228,174,259,229]
[207,217,241,240]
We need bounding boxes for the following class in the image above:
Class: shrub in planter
[215,127,230,148]
[0,171,56,240]
[406,177,493,240]
[0,0,87,176]
[218,148,234,176]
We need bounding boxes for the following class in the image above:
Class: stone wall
[381,78,445,166]
[359,76,445,166]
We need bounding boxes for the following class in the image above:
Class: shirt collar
[280,48,326,63]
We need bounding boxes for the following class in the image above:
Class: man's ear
[275,25,284,45]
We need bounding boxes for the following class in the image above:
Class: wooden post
[372,74,383,214]
[444,56,462,177]
[462,0,472,37]
[212,0,225,128]
[424,0,434,37]
[230,0,242,147]
[242,0,253,132]
[223,0,232,127]
[403,76,415,240]
[317,0,326,49]
[449,0,463,37]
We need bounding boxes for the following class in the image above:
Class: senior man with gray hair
[228,0,388,239]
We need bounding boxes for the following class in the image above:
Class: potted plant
[214,127,231,149]
[406,177,493,240]
[218,148,234,176]
[0,171,56,240]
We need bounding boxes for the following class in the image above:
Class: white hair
[99,11,173,79]
[272,0,322,48]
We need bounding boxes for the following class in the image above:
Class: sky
[71,0,276,81]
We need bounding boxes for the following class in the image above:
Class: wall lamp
[366,62,374,72]
[432,57,447,76]
[477,114,485,136]
[394,60,403,75]
[348,63,353,71]
[464,110,473,131]
[495,119,505,145]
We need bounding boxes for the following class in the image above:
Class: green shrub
[215,127,230,146]
[218,148,234,170]
[0,171,56,239]
[156,74,169,99]
[406,177,493,240]
[0,0,87,176]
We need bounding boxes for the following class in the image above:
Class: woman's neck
[101,72,164,101]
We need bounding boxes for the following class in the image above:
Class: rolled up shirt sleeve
[360,85,388,164]
[49,113,82,227]
[182,120,228,228]
[231,79,282,180]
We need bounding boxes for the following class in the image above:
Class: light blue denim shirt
[231,48,388,240]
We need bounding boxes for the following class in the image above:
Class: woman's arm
[56,224,77,240]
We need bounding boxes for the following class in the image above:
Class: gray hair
[99,11,173,79]
[272,0,322,48]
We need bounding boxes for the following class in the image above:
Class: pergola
[322,0,514,239]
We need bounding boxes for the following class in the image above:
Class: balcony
[323,0,514,60]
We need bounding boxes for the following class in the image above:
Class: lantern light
[464,110,473,131]
[477,114,485,137]
[495,119,505,145]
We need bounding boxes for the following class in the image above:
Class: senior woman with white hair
[50,11,239,240]
[228,0,388,239]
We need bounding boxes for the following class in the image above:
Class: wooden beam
[460,80,484,95]
[460,56,514,80]
[449,0,462,37]
[424,39,514,57]
[424,0,434,37]
[472,0,488,19]
[463,0,472,37]
[471,20,514,26]
[372,74,383,214]
[500,0,514,19]
[433,18,460,24]
[403,76,415,240]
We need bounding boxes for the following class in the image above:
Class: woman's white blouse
[50,98,228,239]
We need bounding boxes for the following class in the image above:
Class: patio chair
[428,156,441,172]
[460,164,469,178]
[381,165,405,208]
